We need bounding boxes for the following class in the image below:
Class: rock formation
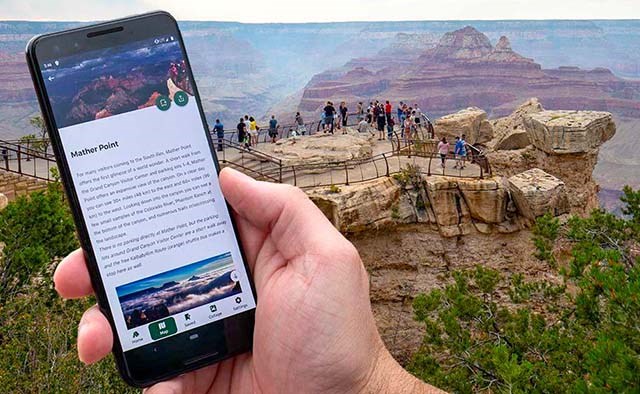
[507,169,569,220]
[307,100,614,237]
[524,110,616,155]
[433,107,494,145]
[490,98,544,150]
[266,128,374,166]
[487,101,616,213]
[309,174,518,238]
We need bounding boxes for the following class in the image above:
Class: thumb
[218,167,347,260]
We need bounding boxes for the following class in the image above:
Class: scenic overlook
[0,5,640,393]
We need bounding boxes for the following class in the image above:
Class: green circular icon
[174,91,189,107]
[155,95,171,111]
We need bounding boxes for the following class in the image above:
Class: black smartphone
[26,11,257,388]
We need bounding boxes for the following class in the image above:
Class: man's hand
[54,167,443,393]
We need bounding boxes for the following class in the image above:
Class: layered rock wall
[0,170,49,201]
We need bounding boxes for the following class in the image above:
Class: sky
[2,0,639,22]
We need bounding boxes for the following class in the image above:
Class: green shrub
[0,183,78,301]
[532,212,560,267]
[0,274,136,393]
[410,187,640,393]
[0,182,135,392]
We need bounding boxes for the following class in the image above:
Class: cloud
[2,0,639,22]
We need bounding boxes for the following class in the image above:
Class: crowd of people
[211,99,455,157]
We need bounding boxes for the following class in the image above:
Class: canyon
[292,25,640,206]
[305,102,615,362]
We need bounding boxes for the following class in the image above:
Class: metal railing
[0,139,57,181]
[1,111,491,189]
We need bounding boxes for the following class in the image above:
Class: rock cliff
[306,101,614,364]
[487,101,616,213]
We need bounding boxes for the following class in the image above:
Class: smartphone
[26,11,257,387]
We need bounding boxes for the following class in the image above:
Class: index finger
[54,248,94,299]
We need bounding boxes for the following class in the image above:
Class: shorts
[250,130,258,137]
[269,129,277,137]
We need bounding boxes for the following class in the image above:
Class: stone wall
[0,170,49,201]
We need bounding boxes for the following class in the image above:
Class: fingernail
[77,319,88,364]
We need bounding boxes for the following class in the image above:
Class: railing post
[383,153,389,177]
[17,145,21,174]
[279,160,283,183]
[2,148,8,170]
[292,166,297,187]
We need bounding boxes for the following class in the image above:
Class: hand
[54,168,443,393]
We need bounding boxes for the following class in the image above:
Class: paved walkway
[1,133,484,189]
[218,136,484,189]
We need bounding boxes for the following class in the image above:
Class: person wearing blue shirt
[268,115,279,143]
[213,119,224,152]
[454,135,467,169]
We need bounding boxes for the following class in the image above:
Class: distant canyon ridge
[0,20,639,198]
[288,25,640,198]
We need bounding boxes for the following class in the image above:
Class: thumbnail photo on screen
[116,252,241,330]
[42,38,194,128]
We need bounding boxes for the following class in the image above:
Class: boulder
[457,178,507,223]
[508,168,569,220]
[524,110,616,154]
[270,128,374,166]
[307,177,403,233]
[434,107,494,145]
[491,98,544,150]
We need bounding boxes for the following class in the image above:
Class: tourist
[243,115,250,146]
[413,110,422,133]
[357,118,369,133]
[365,109,372,124]
[324,101,336,134]
[403,115,413,144]
[237,117,248,148]
[437,137,450,168]
[384,100,392,125]
[414,103,422,118]
[397,101,404,125]
[454,135,467,170]
[213,118,225,152]
[339,101,348,129]
[268,115,279,143]
[460,134,468,167]
[295,112,306,135]
[367,102,374,123]
[249,116,259,146]
[386,116,395,141]
[376,104,386,141]
[356,102,364,121]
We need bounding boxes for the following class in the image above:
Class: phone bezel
[25,11,257,388]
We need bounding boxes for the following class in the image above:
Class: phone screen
[38,34,256,358]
